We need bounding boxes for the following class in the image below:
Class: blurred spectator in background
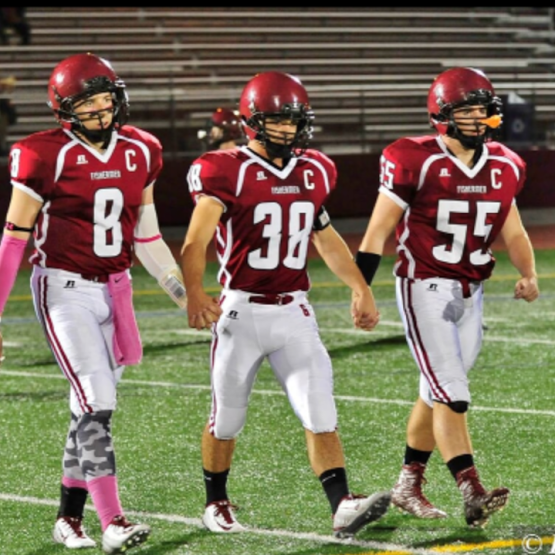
[0,75,17,156]
[197,107,245,151]
[0,8,31,45]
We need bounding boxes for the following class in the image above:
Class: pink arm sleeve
[0,235,28,314]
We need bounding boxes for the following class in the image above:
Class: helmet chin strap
[72,121,114,148]
[71,107,117,148]
[262,137,294,159]
[448,120,487,150]
[453,129,485,149]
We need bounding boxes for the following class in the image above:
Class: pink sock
[62,476,88,490]
[87,475,124,530]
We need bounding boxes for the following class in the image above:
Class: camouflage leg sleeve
[62,412,86,482]
[76,410,117,479]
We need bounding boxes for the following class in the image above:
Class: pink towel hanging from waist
[107,270,143,366]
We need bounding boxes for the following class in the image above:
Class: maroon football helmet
[47,52,129,142]
[197,107,244,150]
[427,67,502,148]
[239,71,314,158]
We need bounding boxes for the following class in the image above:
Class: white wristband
[158,266,187,310]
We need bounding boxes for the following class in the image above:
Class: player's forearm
[506,233,537,280]
[134,204,186,309]
[358,224,390,256]
[314,231,369,294]
[0,234,27,319]
[180,242,209,295]
[336,261,372,296]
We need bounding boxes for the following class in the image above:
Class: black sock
[447,454,474,480]
[57,485,88,519]
[404,445,432,466]
[319,467,349,514]
[203,468,229,506]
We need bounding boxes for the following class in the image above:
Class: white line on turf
[1,369,555,416]
[0,492,437,554]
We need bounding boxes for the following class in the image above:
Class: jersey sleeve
[129,127,163,188]
[306,148,337,195]
[9,139,52,201]
[511,150,527,196]
[379,138,421,207]
[186,153,234,209]
[148,137,163,187]
[320,150,338,194]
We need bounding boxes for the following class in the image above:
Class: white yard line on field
[0,492,438,555]
[2,369,555,417]
[149,325,555,344]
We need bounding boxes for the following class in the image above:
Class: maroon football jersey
[379,135,526,281]
[9,126,162,275]
[187,147,337,293]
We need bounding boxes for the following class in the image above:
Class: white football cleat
[333,491,391,538]
[202,500,246,533]
[53,516,97,549]
[101,515,150,554]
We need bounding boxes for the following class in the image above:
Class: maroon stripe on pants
[38,275,93,413]
[401,279,450,403]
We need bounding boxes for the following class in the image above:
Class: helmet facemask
[432,89,503,149]
[50,75,129,145]
[244,101,314,158]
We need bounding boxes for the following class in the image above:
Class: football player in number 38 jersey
[0,53,187,552]
[356,67,539,528]
[180,71,391,537]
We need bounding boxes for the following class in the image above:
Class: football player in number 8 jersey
[0,52,188,551]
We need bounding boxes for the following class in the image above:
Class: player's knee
[305,425,338,435]
[446,401,469,414]
[79,410,112,427]
[300,410,337,433]
[212,409,246,439]
[294,391,337,432]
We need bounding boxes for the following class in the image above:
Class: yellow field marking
[432,536,552,552]
[348,535,553,555]
[349,551,414,555]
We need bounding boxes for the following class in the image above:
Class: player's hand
[351,289,380,331]
[186,291,223,330]
[514,275,539,303]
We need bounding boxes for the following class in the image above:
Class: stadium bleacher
[2,7,555,156]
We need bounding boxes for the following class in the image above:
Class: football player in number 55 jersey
[0,53,188,552]
[356,67,539,528]
[181,71,391,537]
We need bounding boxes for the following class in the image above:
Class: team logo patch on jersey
[256,171,267,181]
[427,283,438,292]
[91,170,122,180]
[227,310,239,320]
[440,168,450,177]
[271,185,300,194]
[457,185,487,194]
[77,155,88,165]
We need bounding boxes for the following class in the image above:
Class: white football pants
[396,276,483,407]
[208,289,338,438]
[31,266,124,416]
